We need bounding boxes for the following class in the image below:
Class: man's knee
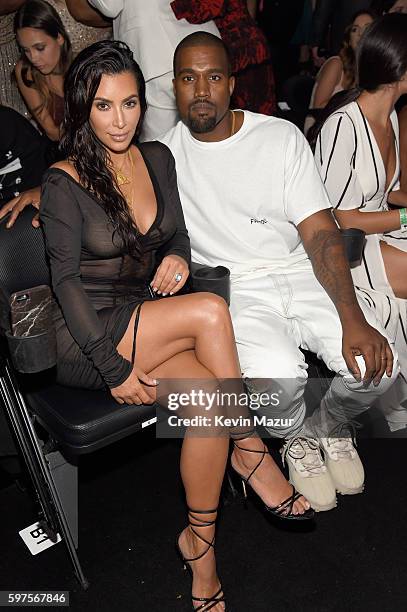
[244,368,307,416]
[335,348,400,396]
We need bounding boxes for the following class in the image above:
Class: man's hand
[0,187,41,228]
[151,254,189,296]
[299,210,394,385]
[342,320,394,386]
[110,366,157,405]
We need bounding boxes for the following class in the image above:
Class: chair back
[0,207,50,333]
[0,206,50,295]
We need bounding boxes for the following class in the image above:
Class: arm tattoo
[306,228,358,309]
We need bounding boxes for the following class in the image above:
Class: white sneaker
[282,437,337,512]
[320,437,364,495]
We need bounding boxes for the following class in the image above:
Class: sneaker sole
[306,495,337,512]
[336,484,364,495]
[286,468,337,512]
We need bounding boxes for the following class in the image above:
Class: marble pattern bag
[10,285,55,337]
[7,285,57,373]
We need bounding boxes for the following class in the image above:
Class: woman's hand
[110,366,158,405]
[150,254,189,296]
[0,187,41,228]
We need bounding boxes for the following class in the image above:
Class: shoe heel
[241,477,247,499]
[228,468,249,507]
[176,508,226,610]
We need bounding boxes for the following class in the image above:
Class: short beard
[186,112,217,134]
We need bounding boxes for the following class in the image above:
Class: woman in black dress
[40,40,312,611]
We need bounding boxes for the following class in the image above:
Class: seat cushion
[27,384,158,454]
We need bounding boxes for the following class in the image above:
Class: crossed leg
[116,292,311,609]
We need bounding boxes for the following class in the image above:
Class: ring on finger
[174,272,182,283]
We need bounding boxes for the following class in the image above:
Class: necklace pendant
[116,171,130,186]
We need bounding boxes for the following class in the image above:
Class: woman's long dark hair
[14,0,71,112]
[308,13,407,151]
[61,40,147,257]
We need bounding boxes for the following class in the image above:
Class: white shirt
[88,0,220,81]
[159,111,332,277]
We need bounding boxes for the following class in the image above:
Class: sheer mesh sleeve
[40,171,133,388]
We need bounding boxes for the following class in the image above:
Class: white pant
[229,269,399,438]
[140,72,179,142]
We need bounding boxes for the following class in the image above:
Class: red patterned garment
[171,0,276,115]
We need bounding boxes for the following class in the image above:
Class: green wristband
[400,207,407,232]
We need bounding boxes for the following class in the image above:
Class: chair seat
[27,384,158,455]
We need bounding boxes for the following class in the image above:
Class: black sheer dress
[40,142,190,390]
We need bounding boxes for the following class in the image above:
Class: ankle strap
[188,507,218,515]
[188,507,218,529]
[233,440,266,454]
[232,439,267,484]
[184,507,218,563]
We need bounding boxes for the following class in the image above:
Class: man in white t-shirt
[88,0,220,140]
[159,32,399,511]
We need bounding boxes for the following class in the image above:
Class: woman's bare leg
[380,242,407,298]
[117,293,311,513]
[149,349,228,611]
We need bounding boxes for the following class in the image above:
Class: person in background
[0,1,30,117]
[171,0,276,115]
[311,14,407,430]
[304,10,375,134]
[1,0,110,117]
[0,105,47,208]
[14,0,71,143]
[87,0,221,140]
[1,0,111,219]
[48,0,112,57]
[311,14,407,301]
[310,0,371,67]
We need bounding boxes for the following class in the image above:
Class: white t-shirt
[159,111,332,277]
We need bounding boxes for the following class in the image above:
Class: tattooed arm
[297,209,393,384]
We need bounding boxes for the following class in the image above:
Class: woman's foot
[231,436,312,516]
[177,522,225,611]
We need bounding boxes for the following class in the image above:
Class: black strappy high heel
[176,507,226,611]
[231,439,315,521]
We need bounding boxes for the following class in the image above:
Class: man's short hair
[173,31,232,76]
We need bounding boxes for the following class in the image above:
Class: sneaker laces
[282,437,326,475]
[323,420,361,460]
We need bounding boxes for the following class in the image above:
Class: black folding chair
[0,207,159,589]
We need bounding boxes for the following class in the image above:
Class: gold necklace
[230,109,236,137]
[128,151,135,212]
[114,150,132,186]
